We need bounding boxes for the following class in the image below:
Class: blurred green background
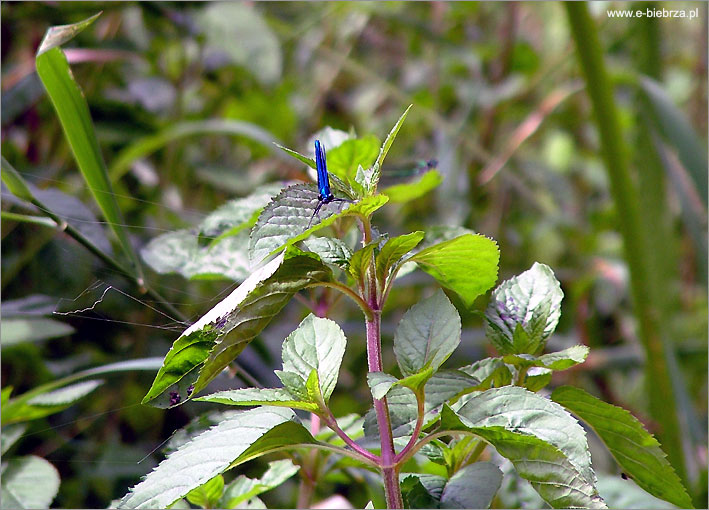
[1,1,706,508]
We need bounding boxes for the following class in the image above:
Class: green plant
[115,109,692,509]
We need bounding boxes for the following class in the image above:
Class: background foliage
[1,1,706,508]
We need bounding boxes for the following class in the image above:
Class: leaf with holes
[142,247,333,408]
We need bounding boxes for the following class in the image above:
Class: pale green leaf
[1,424,27,455]
[326,135,380,182]
[280,314,347,402]
[27,379,103,406]
[1,318,75,346]
[197,3,281,84]
[409,234,499,309]
[485,262,563,354]
[503,345,590,371]
[394,290,461,377]
[141,229,252,281]
[118,407,313,509]
[367,372,399,400]
[551,386,693,509]
[0,455,60,509]
[596,474,676,509]
[195,388,318,412]
[381,170,443,203]
[459,357,512,389]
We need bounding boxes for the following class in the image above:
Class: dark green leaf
[440,462,503,509]
[551,386,693,509]
[401,474,445,509]
[394,290,461,377]
[349,242,378,283]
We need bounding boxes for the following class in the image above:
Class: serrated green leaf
[118,407,314,509]
[1,317,75,346]
[186,475,224,509]
[143,248,332,408]
[280,314,347,403]
[0,455,60,509]
[485,262,563,355]
[455,386,596,489]
[370,105,413,191]
[249,184,387,264]
[503,345,590,371]
[381,170,443,203]
[349,242,378,283]
[326,135,380,183]
[439,406,606,509]
[301,237,353,268]
[596,474,676,509]
[409,234,499,309]
[26,379,103,406]
[394,290,461,378]
[376,231,424,282]
[195,388,318,412]
[440,462,503,509]
[551,386,693,509]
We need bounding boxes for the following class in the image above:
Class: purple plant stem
[367,309,403,508]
